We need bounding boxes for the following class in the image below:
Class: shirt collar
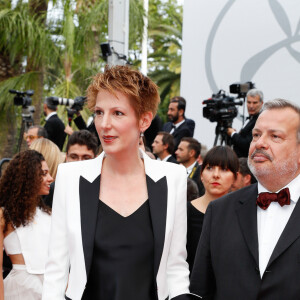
[46,111,57,121]
[257,173,300,203]
[186,160,198,175]
[173,119,185,129]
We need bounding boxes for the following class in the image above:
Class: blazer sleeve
[190,203,215,299]
[167,167,201,299]
[42,165,70,300]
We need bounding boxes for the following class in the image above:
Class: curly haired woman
[0,150,53,300]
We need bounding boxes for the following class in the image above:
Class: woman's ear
[139,111,153,133]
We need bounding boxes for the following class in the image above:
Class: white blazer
[42,150,200,300]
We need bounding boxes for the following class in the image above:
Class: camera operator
[227,89,264,157]
[43,98,66,150]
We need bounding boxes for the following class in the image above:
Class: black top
[82,199,156,300]
[186,201,205,273]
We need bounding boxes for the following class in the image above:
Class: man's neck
[183,159,197,169]
[159,151,171,160]
[258,170,300,192]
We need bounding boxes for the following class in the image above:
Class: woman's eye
[94,109,103,116]
[115,111,124,116]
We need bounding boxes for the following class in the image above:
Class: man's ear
[139,111,153,133]
[178,108,184,117]
[189,149,196,159]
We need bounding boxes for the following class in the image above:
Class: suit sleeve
[74,115,87,130]
[42,165,70,300]
[190,203,215,299]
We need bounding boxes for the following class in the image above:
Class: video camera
[203,90,243,128]
[229,81,255,98]
[9,89,34,108]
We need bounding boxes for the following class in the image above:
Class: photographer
[43,98,66,150]
[227,89,263,157]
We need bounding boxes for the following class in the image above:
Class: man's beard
[248,149,299,182]
[168,113,178,123]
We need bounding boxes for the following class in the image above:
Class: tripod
[213,120,232,146]
[17,107,34,152]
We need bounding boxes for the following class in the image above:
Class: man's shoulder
[211,183,258,209]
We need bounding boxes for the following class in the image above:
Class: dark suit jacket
[231,114,259,157]
[188,162,204,197]
[163,121,192,153]
[190,183,300,300]
[44,114,66,150]
[185,118,195,136]
[167,155,178,164]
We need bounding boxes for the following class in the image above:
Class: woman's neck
[192,192,220,214]
[103,149,144,176]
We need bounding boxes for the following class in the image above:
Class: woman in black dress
[43,66,197,300]
[187,146,239,272]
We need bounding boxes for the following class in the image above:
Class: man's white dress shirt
[257,173,300,277]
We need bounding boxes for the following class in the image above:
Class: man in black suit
[227,89,264,157]
[163,98,193,153]
[191,99,300,299]
[175,137,204,196]
[43,98,66,150]
[169,96,196,135]
[152,132,178,164]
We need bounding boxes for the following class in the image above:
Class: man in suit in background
[163,97,193,153]
[175,137,204,196]
[170,96,195,136]
[231,157,256,192]
[43,98,66,150]
[227,89,264,157]
[191,99,300,299]
[152,132,178,163]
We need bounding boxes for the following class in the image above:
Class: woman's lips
[103,135,116,143]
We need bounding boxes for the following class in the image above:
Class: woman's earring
[140,132,144,137]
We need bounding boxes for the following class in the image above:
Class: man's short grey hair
[246,89,264,102]
[263,98,300,143]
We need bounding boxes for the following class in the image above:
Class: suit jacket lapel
[147,175,168,277]
[236,184,259,266]
[267,196,300,268]
[79,174,100,278]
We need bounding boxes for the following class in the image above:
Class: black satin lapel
[267,196,300,268]
[147,175,167,277]
[236,185,259,266]
[79,175,100,278]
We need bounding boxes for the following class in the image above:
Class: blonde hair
[30,138,64,180]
